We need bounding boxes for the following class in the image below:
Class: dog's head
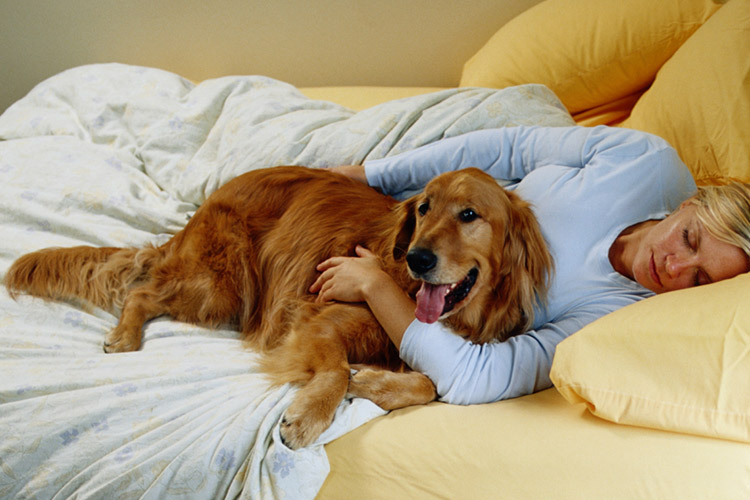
[393,168,552,344]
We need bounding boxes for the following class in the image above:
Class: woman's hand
[327,165,368,184]
[309,245,386,304]
[310,245,416,349]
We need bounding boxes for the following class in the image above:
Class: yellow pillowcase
[622,0,750,185]
[550,272,750,443]
[460,0,721,114]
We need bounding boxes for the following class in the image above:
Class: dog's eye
[459,208,479,223]
[418,202,430,216]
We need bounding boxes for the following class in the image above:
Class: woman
[309,126,750,405]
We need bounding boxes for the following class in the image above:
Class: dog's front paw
[278,368,349,449]
[103,325,141,353]
[348,367,437,410]
[279,410,329,450]
[348,367,391,407]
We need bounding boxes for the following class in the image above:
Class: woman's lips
[650,254,663,288]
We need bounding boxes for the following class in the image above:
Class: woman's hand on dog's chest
[309,245,386,304]
[309,245,414,349]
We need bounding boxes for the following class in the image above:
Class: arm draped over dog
[364,126,695,403]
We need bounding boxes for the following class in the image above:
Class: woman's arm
[363,125,575,195]
[363,125,681,197]
[310,248,622,404]
[309,246,413,348]
[399,310,602,404]
[309,247,612,403]
[310,248,611,403]
[319,126,692,403]
[327,164,368,185]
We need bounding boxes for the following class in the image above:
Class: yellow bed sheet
[319,388,750,499]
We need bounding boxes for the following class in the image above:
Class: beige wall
[0,0,543,113]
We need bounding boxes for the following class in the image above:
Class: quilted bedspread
[0,64,574,499]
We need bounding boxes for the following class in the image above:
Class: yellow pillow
[551,272,750,443]
[623,0,750,185]
[460,0,721,114]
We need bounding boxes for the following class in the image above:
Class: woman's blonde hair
[687,182,750,260]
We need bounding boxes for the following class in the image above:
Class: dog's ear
[391,198,417,261]
[485,192,552,341]
[505,193,552,327]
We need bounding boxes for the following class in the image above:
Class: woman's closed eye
[682,228,695,251]
[683,228,711,286]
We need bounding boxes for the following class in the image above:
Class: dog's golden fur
[5,166,552,448]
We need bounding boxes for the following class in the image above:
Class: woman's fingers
[316,255,346,272]
[309,268,331,293]
[309,246,379,301]
[354,245,376,258]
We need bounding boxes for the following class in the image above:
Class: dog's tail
[5,245,160,310]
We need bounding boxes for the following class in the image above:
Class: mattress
[320,388,750,499]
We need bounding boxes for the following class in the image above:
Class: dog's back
[5,166,408,350]
[193,166,410,347]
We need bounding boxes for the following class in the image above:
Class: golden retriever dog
[5,166,552,448]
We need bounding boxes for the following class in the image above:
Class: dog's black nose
[406,248,437,275]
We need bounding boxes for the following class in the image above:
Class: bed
[1,0,748,498]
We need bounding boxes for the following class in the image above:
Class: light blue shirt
[364,126,696,404]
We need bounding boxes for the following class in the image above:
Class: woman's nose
[666,253,697,278]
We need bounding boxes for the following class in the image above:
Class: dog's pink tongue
[415,283,449,323]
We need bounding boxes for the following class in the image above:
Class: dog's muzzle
[407,248,478,324]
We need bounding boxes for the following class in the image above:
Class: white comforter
[0,64,574,499]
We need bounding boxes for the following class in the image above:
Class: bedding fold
[0,63,574,205]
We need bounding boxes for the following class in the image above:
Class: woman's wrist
[361,270,415,350]
[360,268,392,301]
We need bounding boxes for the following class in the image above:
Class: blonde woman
[310,126,750,404]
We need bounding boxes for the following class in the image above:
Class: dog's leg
[104,284,165,353]
[281,364,350,449]
[276,334,351,449]
[261,304,368,449]
[348,367,437,410]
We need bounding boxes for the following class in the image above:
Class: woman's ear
[391,198,417,261]
[678,199,694,210]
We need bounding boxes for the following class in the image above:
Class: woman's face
[632,202,749,293]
